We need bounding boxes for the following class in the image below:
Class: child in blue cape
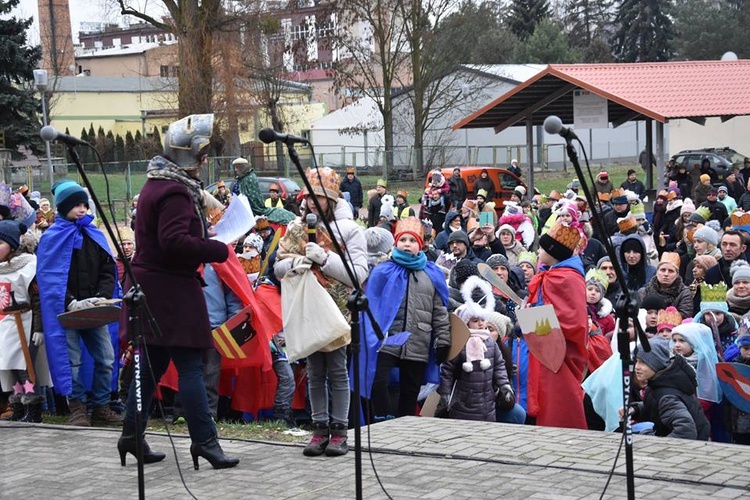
[37,180,120,427]
[362,217,450,420]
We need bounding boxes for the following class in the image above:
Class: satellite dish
[721,51,739,61]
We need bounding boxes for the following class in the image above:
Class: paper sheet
[211,194,256,244]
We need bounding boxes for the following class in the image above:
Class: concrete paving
[2,417,749,499]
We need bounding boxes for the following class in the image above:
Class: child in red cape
[525,218,589,429]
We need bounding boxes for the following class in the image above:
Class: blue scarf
[391,248,427,270]
[352,259,449,402]
[37,214,119,395]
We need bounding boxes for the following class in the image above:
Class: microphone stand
[283,142,382,500]
[62,143,150,500]
[562,138,650,500]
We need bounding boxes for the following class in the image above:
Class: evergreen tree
[515,19,582,63]
[508,0,551,41]
[124,130,136,161]
[115,134,125,162]
[672,0,747,60]
[611,0,674,62]
[88,123,96,139]
[80,127,91,163]
[0,0,43,157]
[563,0,612,49]
[104,130,115,163]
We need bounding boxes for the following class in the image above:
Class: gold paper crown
[700,282,728,302]
[548,190,561,200]
[657,307,682,328]
[731,211,750,229]
[466,217,479,233]
[547,221,581,252]
[666,190,679,200]
[597,192,611,202]
[610,188,626,199]
[657,189,668,198]
[658,252,681,270]
[397,189,408,199]
[255,217,270,230]
[694,205,712,222]
[585,268,609,292]
[686,225,699,244]
[305,167,340,200]
[617,215,638,234]
[477,189,488,198]
[118,226,135,243]
[394,216,423,240]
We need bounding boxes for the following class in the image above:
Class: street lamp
[33,69,54,188]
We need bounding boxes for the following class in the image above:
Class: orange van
[425,166,526,215]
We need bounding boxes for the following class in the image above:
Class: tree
[507,0,551,41]
[611,0,673,62]
[124,130,136,161]
[115,134,125,162]
[672,0,747,60]
[562,0,613,62]
[515,18,582,63]
[0,0,43,158]
[104,130,116,163]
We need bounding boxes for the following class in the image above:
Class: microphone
[306,213,317,243]
[40,126,90,147]
[543,115,578,142]
[258,128,309,145]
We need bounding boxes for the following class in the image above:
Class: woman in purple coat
[118,114,239,470]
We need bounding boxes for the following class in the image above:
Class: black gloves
[436,346,450,364]
[497,384,515,411]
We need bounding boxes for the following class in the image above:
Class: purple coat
[127,178,229,349]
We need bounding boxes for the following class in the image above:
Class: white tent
[310,97,384,169]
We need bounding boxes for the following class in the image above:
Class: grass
[41,414,309,443]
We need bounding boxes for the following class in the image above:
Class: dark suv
[670,148,746,183]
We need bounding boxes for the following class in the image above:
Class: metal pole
[40,94,53,188]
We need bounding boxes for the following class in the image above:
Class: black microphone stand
[562,138,650,500]
[282,142,382,500]
[62,144,150,500]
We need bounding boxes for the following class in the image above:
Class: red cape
[525,264,589,429]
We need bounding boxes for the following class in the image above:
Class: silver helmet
[163,114,214,169]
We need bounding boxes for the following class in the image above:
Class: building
[37,0,75,75]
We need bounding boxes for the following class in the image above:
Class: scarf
[234,170,295,225]
[391,248,427,270]
[147,156,206,234]
[726,288,750,315]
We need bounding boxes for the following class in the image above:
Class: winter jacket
[434,211,461,252]
[633,355,710,440]
[620,179,646,199]
[66,233,116,306]
[699,200,728,224]
[506,331,528,411]
[472,237,505,263]
[693,183,711,206]
[618,234,656,293]
[339,177,364,208]
[638,275,694,323]
[379,267,451,363]
[439,332,508,422]
[367,192,384,228]
[474,176,495,201]
[595,179,613,194]
[448,176,468,206]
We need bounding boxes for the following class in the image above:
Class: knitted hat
[515,186,527,197]
[693,254,718,272]
[456,300,487,324]
[497,223,516,237]
[517,251,538,269]
[730,259,750,285]
[630,200,646,220]
[617,215,638,234]
[736,320,750,347]
[477,189,488,199]
[680,198,695,216]
[451,258,479,287]
[539,220,581,262]
[447,229,470,247]
[0,220,26,250]
[693,225,718,247]
[305,167,340,200]
[377,179,387,188]
[379,194,395,221]
[657,307,682,332]
[610,188,628,204]
[640,294,666,312]
[394,217,424,249]
[365,226,394,254]
[597,256,611,269]
[658,252,681,271]
[486,253,509,270]
[718,185,728,193]
[52,179,89,217]
[621,237,644,256]
[585,268,609,295]
[635,337,672,373]
[118,226,135,244]
[243,233,264,253]
[700,174,711,183]
[485,311,513,338]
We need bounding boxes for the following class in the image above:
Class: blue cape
[37,214,120,395]
[353,259,449,400]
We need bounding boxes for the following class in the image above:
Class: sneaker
[325,423,348,456]
[302,423,329,457]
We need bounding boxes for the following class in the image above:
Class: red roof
[455,60,750,131]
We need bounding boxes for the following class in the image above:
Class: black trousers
[371,353,427,418]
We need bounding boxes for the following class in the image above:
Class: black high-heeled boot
[189,437,239,470]
[117,434,167,466]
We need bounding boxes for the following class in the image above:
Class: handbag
[281,257,351,362]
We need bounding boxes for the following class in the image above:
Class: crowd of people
[2,114,748,475]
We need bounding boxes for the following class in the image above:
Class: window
[171,66,180,77]
[160,65,169,77]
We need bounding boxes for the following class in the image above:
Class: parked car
[670,148,747,184]
[425,166,526,216]
[206,176,301,205]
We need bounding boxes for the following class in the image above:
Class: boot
[3,395,24,422]
[20,394,44,424]
[68,399,91,427]
[91,404,124,426]
[190,436,240,470]
[273,407,297,428]
[302,422,329,457]
[325,423,349,457]
[118,434,167,466]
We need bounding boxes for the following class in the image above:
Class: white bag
[281,258,350,362]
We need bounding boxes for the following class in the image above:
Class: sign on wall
[573,90,609,129]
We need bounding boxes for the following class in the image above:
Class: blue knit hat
[0,220,26,250]
[52,180,88,217]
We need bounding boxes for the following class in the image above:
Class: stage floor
[2,417,748,499]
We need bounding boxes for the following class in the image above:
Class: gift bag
[281,258,350,362]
